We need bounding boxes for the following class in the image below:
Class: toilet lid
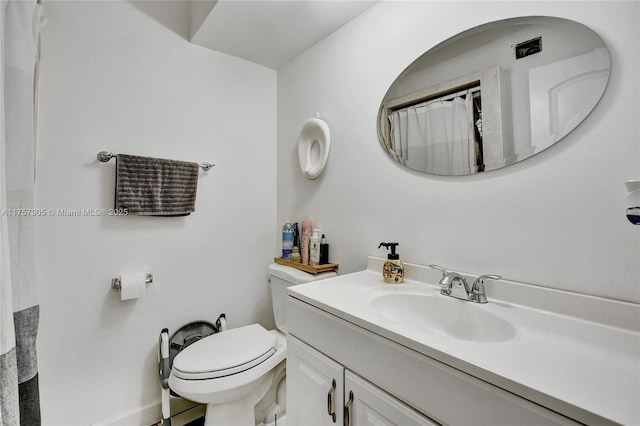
[172,324,277,380]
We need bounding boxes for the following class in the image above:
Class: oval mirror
[377,16,611,176]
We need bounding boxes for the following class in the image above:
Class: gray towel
[115,154,199,216]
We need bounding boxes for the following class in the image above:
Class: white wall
[32,1,639,424]
[277,1,640,303]
[36,1,276,424]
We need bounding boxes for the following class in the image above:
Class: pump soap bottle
[378,242,404,284]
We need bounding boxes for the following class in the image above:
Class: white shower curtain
[1,0,42,425]
[389,96,476,175]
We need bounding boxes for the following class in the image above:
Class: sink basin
[369,292,517,342]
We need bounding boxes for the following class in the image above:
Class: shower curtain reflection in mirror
[388,94,478,175]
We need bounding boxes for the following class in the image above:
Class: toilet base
[203,365,276,426]
[260,414,286,426]
[204,397,256,426]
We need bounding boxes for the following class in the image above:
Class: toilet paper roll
[119,273,147,300]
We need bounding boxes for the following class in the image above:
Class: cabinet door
[345,371,438,426]
[287,335,344,425]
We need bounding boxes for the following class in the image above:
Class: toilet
[168,263,337,426]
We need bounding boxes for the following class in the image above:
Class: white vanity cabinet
[286,334,344,425]
[287,295,581,426]
[344,369,436,425]
[287,335,436,426]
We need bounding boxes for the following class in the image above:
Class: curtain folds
[389,95,476,175]
[1,1,42,425]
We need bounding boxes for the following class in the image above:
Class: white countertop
[288,257,640,425]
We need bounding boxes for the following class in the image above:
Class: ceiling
[190,0,379,69]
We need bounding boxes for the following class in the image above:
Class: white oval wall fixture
[298,116,331,180]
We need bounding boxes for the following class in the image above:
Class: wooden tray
[274,257,339,274]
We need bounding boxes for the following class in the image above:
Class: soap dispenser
[378,242,405,284]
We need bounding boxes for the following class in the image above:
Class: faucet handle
[429,265,452,295]
[428,264,448,276]
[470,274,501,303]
[475,274,501,283]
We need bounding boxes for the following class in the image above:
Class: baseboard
[92,400,161,426]
[92,397,203,426]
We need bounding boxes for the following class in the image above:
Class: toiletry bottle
[309,230,321,266]
[290,246,301,263]
[293,222,300,250]
[282,221,294,260]
[301,220,312,265]
[378,242,404,284]
[292,222,301,261]
[320,234,329,265]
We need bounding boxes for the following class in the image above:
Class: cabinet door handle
[327,379,337,423]
[344,390,354,426]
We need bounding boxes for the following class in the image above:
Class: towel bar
[97,151,215,172]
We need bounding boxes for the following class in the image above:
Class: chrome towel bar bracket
[97,151,215,172]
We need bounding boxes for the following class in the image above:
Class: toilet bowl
[168,263,337,426]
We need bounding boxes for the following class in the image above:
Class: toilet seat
[168,329,286,407]
[172,324,277,380]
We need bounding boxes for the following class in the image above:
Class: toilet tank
[268,263,337,334]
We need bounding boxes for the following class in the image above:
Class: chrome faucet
[429,265,471,301]
[469,274,502,304]
[429,265,501,303]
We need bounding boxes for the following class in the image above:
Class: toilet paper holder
[111,273,154,290]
